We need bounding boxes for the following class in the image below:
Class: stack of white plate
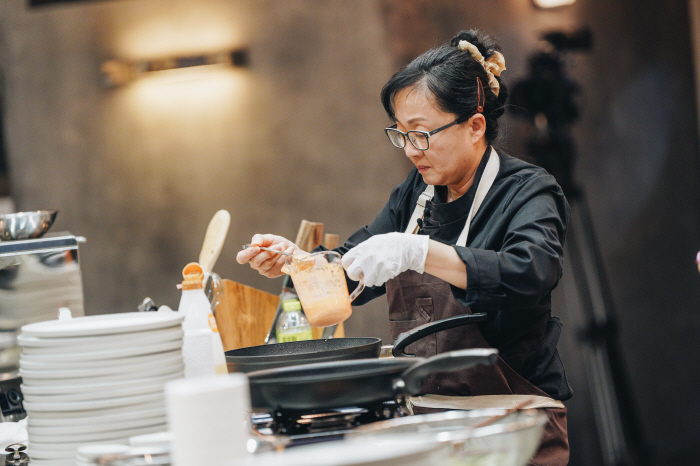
[17,312,185,466]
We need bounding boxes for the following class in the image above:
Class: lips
[416,165,430,173]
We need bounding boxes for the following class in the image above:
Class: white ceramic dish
[21,366,184,386]
[19,353,183,379]
[27,405,166,427]
[28,415,167,436]
[20,346,182,369]
[28,422,165,444]
[76,444,131,461]
[19,336,182,360]
[21,371,181,396]
[28,459,75,466]
[23,378,167,403]
[26,398,165,421]
[17,326,183,348]
[28,438,130,459]
[24,391,164,412]
[21,312,184,338]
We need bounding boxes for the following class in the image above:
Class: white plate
[27,405,166,427]
[28,422,165,444]
[23,378,167,403]
[26,401,166,424]
[28,438,130,459]
[76,443,131,461]
[21,312,184,338]
[29,415,168,436]
[21,365,183,386]
[21,371,182,396]
[19,352,183,379]
[19,337,182,359]
[17,326,183,348]
[30,460,75,466]
[20,345,182,368]
[24,391,164,412]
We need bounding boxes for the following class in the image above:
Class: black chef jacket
[328,146,573,401]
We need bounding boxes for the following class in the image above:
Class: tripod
[565,188,651,466]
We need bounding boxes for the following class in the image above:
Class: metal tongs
[242,244,293,256]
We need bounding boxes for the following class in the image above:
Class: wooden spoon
[199,210,231,274]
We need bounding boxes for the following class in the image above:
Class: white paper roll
[166,374,250,466]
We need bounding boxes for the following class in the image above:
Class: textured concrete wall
[0,0,399,342]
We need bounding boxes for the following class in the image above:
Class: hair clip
[476,77,485,113]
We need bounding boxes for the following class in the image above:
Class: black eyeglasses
[384,115,471,151]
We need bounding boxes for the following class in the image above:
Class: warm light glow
[115,4,248,61]
[533,0,576,8]
[123,67,250,117]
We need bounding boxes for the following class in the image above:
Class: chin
[419,172,442,186]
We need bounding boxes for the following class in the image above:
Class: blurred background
[0,0,699,464]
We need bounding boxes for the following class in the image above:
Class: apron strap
[405,185,435,235]
[456,147,500,247]
[408,394,565,411]
[403,147,500,247]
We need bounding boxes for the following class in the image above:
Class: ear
[468,114,487,143]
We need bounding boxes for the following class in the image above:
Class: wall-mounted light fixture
[100,48,249,87]
[532,0,576,8]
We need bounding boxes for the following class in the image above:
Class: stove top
[251,400,409,447]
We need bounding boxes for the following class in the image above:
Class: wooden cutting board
[215,279,279,351]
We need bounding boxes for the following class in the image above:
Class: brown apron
[386,269,569,466]
[388,148,569,465]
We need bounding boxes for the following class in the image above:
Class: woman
[237,29,571,465]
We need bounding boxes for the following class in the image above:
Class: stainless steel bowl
[0,210,58,241]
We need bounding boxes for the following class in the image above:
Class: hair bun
[450,29,502,60]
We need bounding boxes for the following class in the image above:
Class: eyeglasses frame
[384,77,486,151]
[385,114,472,151]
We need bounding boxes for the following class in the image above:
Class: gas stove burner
[251,400,409,444]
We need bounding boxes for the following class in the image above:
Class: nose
[403,141,423,160]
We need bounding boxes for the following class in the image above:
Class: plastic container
[178,263,227,376]
[275,298,313,343]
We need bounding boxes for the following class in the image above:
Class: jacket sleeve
[452,174,569,311]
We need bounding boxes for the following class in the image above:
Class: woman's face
[392,85,485,189]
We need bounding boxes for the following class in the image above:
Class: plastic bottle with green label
[275,298,313,343]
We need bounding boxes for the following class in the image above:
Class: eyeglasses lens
[408,132,429,150]
[386,130,406,148]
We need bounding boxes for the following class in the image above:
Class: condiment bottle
[178,262,228,376]
[275,297,313,343]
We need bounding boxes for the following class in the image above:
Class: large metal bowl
[0,210,58,241]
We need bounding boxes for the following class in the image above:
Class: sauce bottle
[178,262,228,376]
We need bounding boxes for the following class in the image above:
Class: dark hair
[380,29,508,144]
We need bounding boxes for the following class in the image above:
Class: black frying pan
[247,348,499,412]
[225,337,382,373]
[225,312,490,373]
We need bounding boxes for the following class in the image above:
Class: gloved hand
[341,232,431,287]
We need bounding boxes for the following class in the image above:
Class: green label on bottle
[277,329,313,343]
[282,299,302,313]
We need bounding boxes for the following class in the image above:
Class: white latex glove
[341,232,430,287]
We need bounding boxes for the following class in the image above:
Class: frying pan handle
[399,348,499,396]
[392,313,490,357]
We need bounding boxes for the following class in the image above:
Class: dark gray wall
[382,1,700,465]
